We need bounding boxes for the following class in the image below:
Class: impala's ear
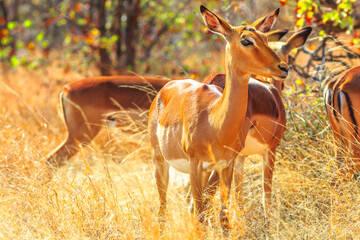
[266,29,288,42]
[200,5,232,38]
[282,27,312,55]
[251,8,280,33]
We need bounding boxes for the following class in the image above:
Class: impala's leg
[234,155,245,209]
[154,152,170,227]
[203,170,220,210]
[335,140,348,179]
[188,171,213,213]
[219,160,234,236]
[190,159,205,223]
[46,94,104,169]
[352,143,360,178]
[46,124,101,169]
[341,142,360,179]
[46,137,78,168]
[263,147,276,232]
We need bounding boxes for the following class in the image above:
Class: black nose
[278,64,288,73]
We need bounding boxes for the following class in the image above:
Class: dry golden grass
[1,63,360,239]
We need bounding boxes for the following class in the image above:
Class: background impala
[324,66,360,181]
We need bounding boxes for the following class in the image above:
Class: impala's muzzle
[273,62,289,81]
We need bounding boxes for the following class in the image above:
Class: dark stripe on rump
[343,91,358,137]
[332,90,338,121]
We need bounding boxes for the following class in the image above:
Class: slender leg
[219,160,234,236]
[233,155,245,209]
[263,148,276,237]
[46,125,101,169]
[187,171,210,214]
[46,136,79,168]
[339,143,360,179]
[351,144,360,179]
[154,154,170,227]
[203,170,219,210]
[190,159,205,223]
[336,143,349,180]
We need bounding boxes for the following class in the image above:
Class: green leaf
[7,21,17,30]
[23,19,33,28]
[296,18,304,27]
[56,18,67,26]
[0,46,11,59]
[110,35,118,42]
[41,40,49,48]
[28,60,40,70]
[64,34,71,45]
[10,56,20,68]
[100,37,108,44]
[77,18,86,26]
[338,2,352,11]
[1,37,10,46]
[16,41,24,49]
[319,30,326,37]
[36,31,45,42]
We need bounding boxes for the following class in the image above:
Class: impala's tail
[58,91,67,123]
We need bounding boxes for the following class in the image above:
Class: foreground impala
[201,27,312,222]
[46,34,288,168]
[148,5,288,233]
[324,66,360,180]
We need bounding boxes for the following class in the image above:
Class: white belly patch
[202,160,229,171]
[240,135,268,156]
[168,159,230,173]
[168,159,191,173]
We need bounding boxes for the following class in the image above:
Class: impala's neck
[270,79,283,94]
[211,52,250,146]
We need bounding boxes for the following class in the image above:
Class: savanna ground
[1,46,360,239]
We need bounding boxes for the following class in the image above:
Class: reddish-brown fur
[46,31,289,168]
[324,66,360,179]
[148,6,287,233]
[198,27,312,226]
[46,76,170,167]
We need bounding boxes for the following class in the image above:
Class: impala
[324,66,360,180]
[46,76,171,168]
[46,36,288,169]
[201,27,312,223]
[148,5,288,233]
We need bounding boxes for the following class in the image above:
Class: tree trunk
[125,0,139,70]
[11,0,19,21]
[0,0,8,50]
[112,0,123,68]
[98,0,112,75]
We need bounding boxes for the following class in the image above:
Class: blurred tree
[1,0,359,78]
[124,0,139,71]
[283,0,359,33]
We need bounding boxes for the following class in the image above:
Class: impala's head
[263,27,312,91]
[269,26,312,64]
[200,5,288,81]
[266,29,288,42]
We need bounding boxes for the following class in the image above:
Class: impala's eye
[241,38,253,46]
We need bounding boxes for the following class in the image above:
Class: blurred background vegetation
[0,0,359,79]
